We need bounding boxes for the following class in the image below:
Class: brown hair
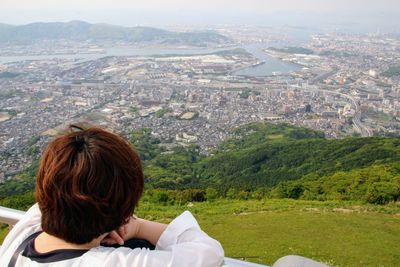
[35,125,144,244]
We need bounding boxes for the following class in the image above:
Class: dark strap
[102,238,155,250]
[8,232,41,267]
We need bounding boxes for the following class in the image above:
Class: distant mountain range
[0,20,230,45]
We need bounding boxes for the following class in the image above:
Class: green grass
[0,225,8,243]
[2,199,400,267]
[267,134,284,140]
[205,207,400,267]
[136,199,400,267]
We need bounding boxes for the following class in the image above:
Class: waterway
[234,43,302,77]
[0,47,225,64]
[0,43,304,77]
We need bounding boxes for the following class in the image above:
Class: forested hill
[0,21,229,45]
[1,123,399,204]
[196,123,398,189]
[141,123,399,203]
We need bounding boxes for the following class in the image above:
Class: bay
[0,44,302,77]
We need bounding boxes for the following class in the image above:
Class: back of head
[35,125,144,244]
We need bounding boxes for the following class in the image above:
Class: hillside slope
[143,123,400,203]
[196,123,399,190]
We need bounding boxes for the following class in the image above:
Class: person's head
[35,124,144,244]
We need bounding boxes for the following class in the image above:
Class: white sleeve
[0,203,42,265]
[155,210,224,267]
[98,211,224,267]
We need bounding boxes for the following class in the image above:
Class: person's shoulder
[0,225,40,266]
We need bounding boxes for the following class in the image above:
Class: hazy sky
[1,0,399,30]
[1,0,399,12]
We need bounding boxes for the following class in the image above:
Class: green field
[139,199,400,267]
[3,199,398,267]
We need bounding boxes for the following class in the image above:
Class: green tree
[226,188,237,199]
[365,182,399,204]
[206,188,219,201]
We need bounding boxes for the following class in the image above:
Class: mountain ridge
[0,20,230,45]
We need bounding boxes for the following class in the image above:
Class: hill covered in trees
[1,123,399,205]
[0,21,229,46]
[137,123,399,204]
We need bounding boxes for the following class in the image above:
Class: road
[289,85,373,137]
[309,68,339,85]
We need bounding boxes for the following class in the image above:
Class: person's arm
[102,216,167,246]
[130,218,167,246]
[99,211,224,267]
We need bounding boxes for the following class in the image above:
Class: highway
[287,85,373,137]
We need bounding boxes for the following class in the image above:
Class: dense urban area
[1,25,400,181]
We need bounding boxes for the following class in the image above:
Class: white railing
[0,206,268,267]
[0,206,26,226]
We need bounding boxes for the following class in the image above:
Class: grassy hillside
[1,199,399,267]
[0,160,38,197]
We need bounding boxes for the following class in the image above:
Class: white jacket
[0,204,224,267]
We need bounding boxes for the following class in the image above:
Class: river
[234,43,302,76]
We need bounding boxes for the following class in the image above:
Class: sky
[1,0,399,12]
[1,0,399,30]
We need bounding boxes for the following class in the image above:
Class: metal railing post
[0,206,25,229]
